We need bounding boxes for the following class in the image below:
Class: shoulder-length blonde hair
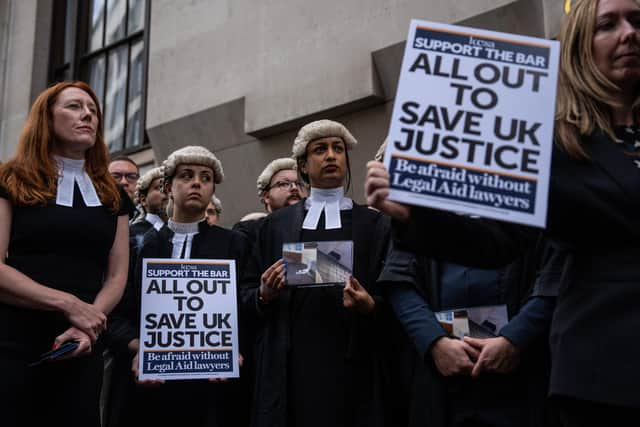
[555,0,640,159]
[0,81,120,211]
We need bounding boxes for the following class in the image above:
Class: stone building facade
[0,0,564,226]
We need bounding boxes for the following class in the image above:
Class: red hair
[0,81,120,211]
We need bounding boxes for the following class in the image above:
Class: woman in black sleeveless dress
[0,81,130,427]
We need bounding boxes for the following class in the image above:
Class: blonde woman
[367,0,640,424]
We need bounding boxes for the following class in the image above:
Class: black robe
[102,217,156,427]
[129,218,154,248]
[241,200,401,427]
[231,215,266,426]
[232,217,266,245]
[106,221,250,427]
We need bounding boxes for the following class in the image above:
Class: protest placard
[138,258,239,381]
[384,20,559,227]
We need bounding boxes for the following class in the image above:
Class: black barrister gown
[232,216,266,246]
[103,215,162,427]
[107,221,250,427]
[241,200,401,427]
[129,217,155,249]
[231,216,267,426]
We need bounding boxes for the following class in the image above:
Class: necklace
[613,125,640,169]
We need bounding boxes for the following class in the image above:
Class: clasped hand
[430,336,520,378]
[62,295,106,342]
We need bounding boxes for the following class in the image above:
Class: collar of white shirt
[168,219,200,259]
[54,155,102,208]
[303,186,352,230]
[145,213,165,231]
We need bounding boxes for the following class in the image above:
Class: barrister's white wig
[166,198,174,218]
[210,195,223,215]
[239,211,267,222]
[135,166,164,200]
[256,158,297,196]
[163,146,224,183]
[291,119,357,159]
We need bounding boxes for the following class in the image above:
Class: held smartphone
[29,340,80,367]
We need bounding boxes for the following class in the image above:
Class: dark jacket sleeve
[387,284,446,358]
[495,236,557,350]
[229,230,255,357]
[238,217,276,328]
[532,243,569,297]
[232,219,261,245]
[393,206,536,268]
[378,246,445,357]
[498,238,561,350]
[230,230,251,274]
[367,212,391,316]
[499,296,555,350]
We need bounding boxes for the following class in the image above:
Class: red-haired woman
[0,81,131,427]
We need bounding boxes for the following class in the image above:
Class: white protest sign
[384,20,559,227]
[139,258,239,381]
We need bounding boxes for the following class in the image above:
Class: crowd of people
[0,1,639,426]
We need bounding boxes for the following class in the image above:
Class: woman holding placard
[0,81,130,427]
[107,145,250,427]
[242,120,413,427]
[366,0,640,423]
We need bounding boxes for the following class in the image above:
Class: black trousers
[1,347,103,427]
